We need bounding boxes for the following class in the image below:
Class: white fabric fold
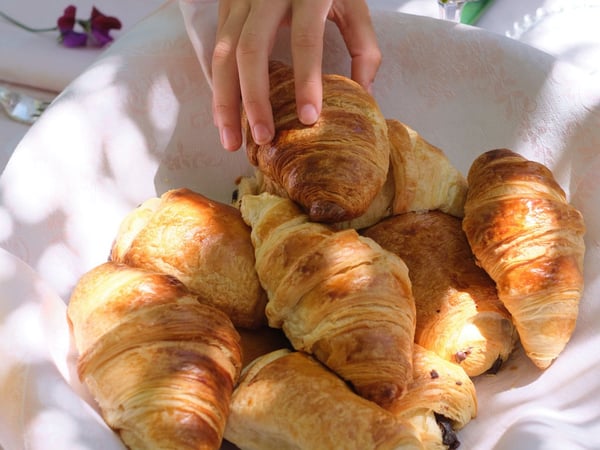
[178,0,218,88]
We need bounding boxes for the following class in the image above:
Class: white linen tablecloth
[1,1,600,449]
[0,0,166,174]
[0,0,166,91]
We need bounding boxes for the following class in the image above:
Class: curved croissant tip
[308,201,351,224]
[531,357,554,370]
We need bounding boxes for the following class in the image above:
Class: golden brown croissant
[462,149,586,369]
[386,119,467,218]
[110,187,268,329]
[239,192,416,409]
[363,210,517,376]
[67,261,242,450]
[390,344,477,450]
[243,60,390,224]
[236,118,467,230]
[224,349,424,450]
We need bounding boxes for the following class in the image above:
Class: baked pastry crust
[67,262,242,450]
[237,117,467,231]
[110,187,268,329]
[244,60,390,224]
[390,344,477,449]
[225,349,424,450]
[462,149,586,369]
[240,192,416,409]
[363,210,517,376]
[386,119,467,218]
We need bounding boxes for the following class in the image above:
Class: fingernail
[299,104,319,125]
[252,123,273,145]
[221,126,240,151]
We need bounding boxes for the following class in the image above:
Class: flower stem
[0,11,57,33]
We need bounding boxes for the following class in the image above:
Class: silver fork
[0,86,51,125]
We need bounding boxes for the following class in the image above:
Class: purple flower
[57,5,122,48]
[57,5,87,47]
[88,6,122,47]
[1,4,122,48]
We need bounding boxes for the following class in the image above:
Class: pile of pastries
[66,61,586,450]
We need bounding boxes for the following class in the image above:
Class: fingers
[236,1,290,146]
[210,0,381,152]
[290,0,380,125]
[213,1,288,149]
[329,0,381,92]
[290,1,332,125]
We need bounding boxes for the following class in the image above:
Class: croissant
[244,60,390,224]
[462,149,586,369]
[224,349,424,450]
[237,118,467,230]
[328,119,469,229]
[110,187,268,329]
[390,344,477,449]
[386,119,467,218]
[66,261,242,450]
[239,192,416,408]
[363,210,517,376]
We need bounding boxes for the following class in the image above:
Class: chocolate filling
[454,348,471,363]
[434,413,461,449]
[485,356,504,375]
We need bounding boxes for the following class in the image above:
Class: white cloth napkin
[0,248,126,450]
[0,0,165,92]
[1,1,600,449]
[506,0,600,74]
